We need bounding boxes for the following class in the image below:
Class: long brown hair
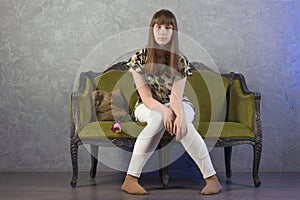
[146,9,179,75]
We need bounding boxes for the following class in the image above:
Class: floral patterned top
[126,48,193,107]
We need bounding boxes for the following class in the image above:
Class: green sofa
[70,62,262,188]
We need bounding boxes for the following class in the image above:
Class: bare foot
[121,175,148,195]
[201,175,222,195]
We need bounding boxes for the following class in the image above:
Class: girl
[121,9,222,195]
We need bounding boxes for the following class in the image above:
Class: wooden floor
[0,171,299,200]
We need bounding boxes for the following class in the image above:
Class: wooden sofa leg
[159,143,170,188]
[224,146,232,179]
[90,145,99,180]
[253,143,262,187]
[161,166,169,189]
[70,141,79,188]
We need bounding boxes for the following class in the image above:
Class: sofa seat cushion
[79,121,146,139]
[79,121,254,139]
[196,122,254,138]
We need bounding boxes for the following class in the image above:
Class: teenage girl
[121,9,222,195]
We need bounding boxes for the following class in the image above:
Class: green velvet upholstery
[79,121,254,139]
[77,77,93,131]
[77,69,254,139]
[228,79,255,131]
[185,70,229,123]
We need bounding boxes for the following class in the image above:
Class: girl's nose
[160,27,167,34]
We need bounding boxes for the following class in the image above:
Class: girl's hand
[163,107,175,135]
[173,114,187,141]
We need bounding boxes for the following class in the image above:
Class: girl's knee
[134,104,164,124]
[148,110,163,122]
[147,111,164,130]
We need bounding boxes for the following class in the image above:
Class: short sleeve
[179,54,192,77]
[126,48,147,75]
[174,54,192,81]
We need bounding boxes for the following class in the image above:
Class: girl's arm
[130,69,175,134]
[170,78,186,117]
[170,77,188,140]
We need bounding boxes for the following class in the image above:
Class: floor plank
[0,171,299,200]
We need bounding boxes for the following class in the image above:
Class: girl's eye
[155,25,172,30]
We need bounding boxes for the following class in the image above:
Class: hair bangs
[151,9,176,28]
[154,15,174,26]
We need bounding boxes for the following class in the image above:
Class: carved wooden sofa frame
[70,62,262,188]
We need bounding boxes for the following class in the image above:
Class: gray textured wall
[0,0,299,172]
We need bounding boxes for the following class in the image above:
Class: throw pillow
[92,89,131,122]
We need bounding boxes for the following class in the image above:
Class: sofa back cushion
[186,70,229,123]
[93,70,229,123]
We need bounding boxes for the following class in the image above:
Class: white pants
[127,102,216,179]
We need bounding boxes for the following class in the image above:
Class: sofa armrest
[70,72,94,139]
[228,73,261,134]
[253,92,262,140]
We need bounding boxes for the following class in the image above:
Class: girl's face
[153,24,173,47]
